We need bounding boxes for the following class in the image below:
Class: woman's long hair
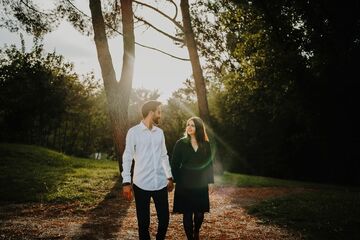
[184,117,211,166]
[184,117,209,145]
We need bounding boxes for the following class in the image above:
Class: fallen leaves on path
[0,186,305,240]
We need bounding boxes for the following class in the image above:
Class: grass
[0,143,119,204]
[216,171,357,189]
[217,172,360,240]
[248,190,360,239]
[216,171,320,187]
[2,145,359,239]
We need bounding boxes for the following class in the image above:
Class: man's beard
[153,116,160,125]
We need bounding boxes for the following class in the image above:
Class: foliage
[0,40,170,158]
[0,42,71,143]
[191,0,360,184]
[0,0,119,38]
[0,143,119,204]
[0,0,60,38]
[1,0,359,186]
[0,0,140,166]
[0,42,110,157]
[161,80,198,156]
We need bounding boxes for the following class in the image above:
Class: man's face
[152,106,162,124]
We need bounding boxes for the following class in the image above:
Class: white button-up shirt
[121,121,173,191]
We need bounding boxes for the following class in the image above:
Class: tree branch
[166,0,178,20]
[135,40,189,61]
[134,15,184,43]
[63,0,189,61]
[19,0,56,16]
[133,0,183,31]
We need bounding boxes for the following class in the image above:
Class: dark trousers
[133,184,169,240]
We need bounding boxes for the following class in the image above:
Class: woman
[171,117,214,240]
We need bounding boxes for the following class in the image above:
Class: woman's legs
[194,212,204,240]
[183,211,204,240]
[194,212,204,231]
[183,211,194,240]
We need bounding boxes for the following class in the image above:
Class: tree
[88,0,134,169]
[191,0,360,184]
[0,42,103,156]
[0,43,66,144]
[0,0,212,170]
[0,0,138,170]
[132,0,211,125]
[180,0,210,124]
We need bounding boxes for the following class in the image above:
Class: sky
[0,1,193,102]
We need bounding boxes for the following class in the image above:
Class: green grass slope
[0,143,119,204]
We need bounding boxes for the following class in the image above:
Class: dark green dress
[171,137,214,213]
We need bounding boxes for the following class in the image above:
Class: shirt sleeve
[121,128,135,184]
[161,131,173,179]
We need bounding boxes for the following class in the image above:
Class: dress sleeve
[206,142,214,184]
[170,139,182,183]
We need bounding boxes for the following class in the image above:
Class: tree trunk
[89,0,134,171]
[180,0,210,124]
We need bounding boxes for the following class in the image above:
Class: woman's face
[186,120,196,136]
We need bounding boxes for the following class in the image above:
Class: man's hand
[167,178,174,192]
[122,184,133,201]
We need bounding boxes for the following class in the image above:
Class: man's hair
[141,100,162,118]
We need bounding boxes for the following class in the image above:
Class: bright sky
[0,1,193,101]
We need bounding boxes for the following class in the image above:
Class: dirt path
[0,186,306,240]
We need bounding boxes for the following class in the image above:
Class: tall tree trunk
[180,0,210,124]
[89,0,134,171]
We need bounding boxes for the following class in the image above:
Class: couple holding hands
[122,100,214,240]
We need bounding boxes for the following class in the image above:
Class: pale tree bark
[89,0,134,171]
[180,0,210,125]
[134,0,211,124]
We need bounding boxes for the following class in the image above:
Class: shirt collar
[139,121,157,132]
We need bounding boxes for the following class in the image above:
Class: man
[122,100,174,240]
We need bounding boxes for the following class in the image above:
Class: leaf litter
[0,186,306,239]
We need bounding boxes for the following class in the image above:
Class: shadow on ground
[75,178,131,240]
